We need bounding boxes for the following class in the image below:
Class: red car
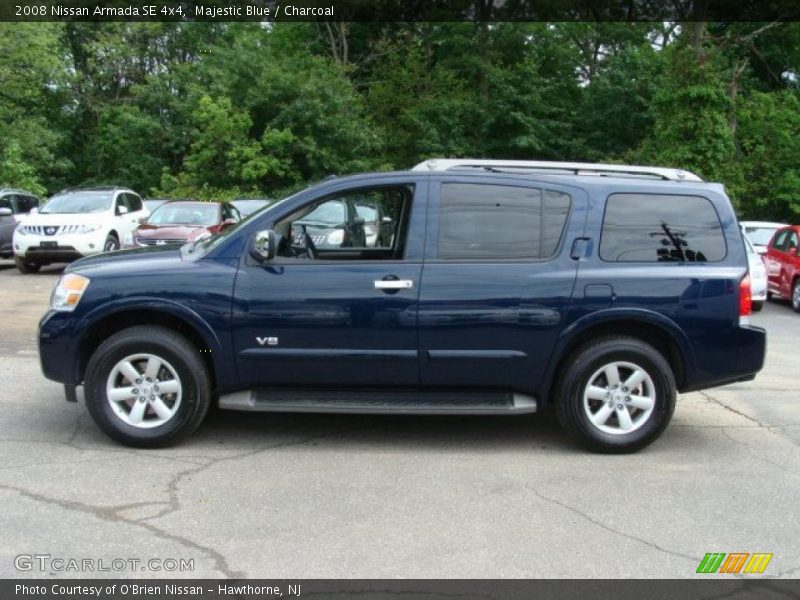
[765,224,800,311]
[125,200,241,248]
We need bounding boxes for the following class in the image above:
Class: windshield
[745,226,779,246]
[148,203,218,226]
[356,203,377,221]
[302,200,345,226]
[40,192,112,214]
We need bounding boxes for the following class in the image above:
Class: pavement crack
[525,485,699,563]
[0,482,244,578]
[698,391,767,427]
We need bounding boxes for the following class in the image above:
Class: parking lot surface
[1,261,798,579]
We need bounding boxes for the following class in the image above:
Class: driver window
[274,185,413,261]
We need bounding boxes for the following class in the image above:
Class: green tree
[0,142,47,196]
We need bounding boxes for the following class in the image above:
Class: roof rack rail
[411,159,702,182]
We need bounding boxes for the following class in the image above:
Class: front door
[418,178,585,394]
[233,179,426,388]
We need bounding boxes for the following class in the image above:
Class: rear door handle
[374,279,414,290]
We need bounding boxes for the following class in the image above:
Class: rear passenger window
[600,194,726,263]
[438,183,571,260]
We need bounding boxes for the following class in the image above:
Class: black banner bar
[3,579,800,600]
[2,0,800,22]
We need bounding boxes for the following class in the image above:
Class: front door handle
[374,279,414,290]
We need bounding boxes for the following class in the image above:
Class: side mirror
[790,246,798,257]
[381,216,393,223]
[117,205,129,215]
[0,207,12,217]
[221,218,236,230]
[250,229,277,262]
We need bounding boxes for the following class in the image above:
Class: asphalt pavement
[1,260,798,579]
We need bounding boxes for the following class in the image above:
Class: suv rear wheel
[556,336,676,453]
[84,326,211,447]
[792,280,800,313]
[14,256,40,273]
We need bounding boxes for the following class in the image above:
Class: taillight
[739,274,752,323]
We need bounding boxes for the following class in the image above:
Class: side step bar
[219,388,538,415]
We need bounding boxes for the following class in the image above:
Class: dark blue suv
[38,159,766,452]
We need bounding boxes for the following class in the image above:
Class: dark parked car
[124,200,241,247]
[232,198,275,218]
[292,196,367,249]
[38,159,765,452]
[0,188,40,258]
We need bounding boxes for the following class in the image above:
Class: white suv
[13,187,148,273]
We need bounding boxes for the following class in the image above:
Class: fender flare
[540,308,696,400]
[74,297,227,379]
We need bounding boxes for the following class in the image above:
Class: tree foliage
[1,20,799,219]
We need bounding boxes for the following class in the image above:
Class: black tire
[752,300,764,312]
[767,291,773,301]
[555,336,676,453]
[14,256,40,273]
[84,326,211,447]
[103,234,120,252]
[792,280,800,313]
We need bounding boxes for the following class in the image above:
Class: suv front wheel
[556,336,676,453]
[84,326,211,447]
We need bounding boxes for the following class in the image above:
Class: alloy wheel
[106,353,182,429]
[583,361,656,435]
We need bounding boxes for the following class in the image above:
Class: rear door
[232,176,427,388]
[418,177,586,394]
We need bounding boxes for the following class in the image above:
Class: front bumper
[39,310,81,384]
[15,231,106,262]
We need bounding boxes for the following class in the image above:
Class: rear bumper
[682,324,766,392]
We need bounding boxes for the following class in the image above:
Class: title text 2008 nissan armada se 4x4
[38,160,766,452]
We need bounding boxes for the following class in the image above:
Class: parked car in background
[232,198,275,218]
[744,235,767,311]
[1,188,41,259]
[741,220,787,255]
[12,186,146,273]
[38,159,765,452]
[292,196,367,249]
[143,199,169,214]
[764,224,800,311]
[123,200,241,248]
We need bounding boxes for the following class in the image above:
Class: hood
[23,211,111,225]
[67,245,183,274]
[135,223,204,240]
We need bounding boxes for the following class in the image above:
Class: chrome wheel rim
[104,239,118,251]
[793,284,800,309]
[106,353,182,429]
[583,361,656,436]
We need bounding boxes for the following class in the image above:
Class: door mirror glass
[0,207,12,217]
[117,204,129,215]
[251,229,277,262]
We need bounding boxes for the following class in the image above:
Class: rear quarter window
[600,193,727,263]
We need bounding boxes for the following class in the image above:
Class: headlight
[50,273,90,312]
[15,224,28,235]
[326,230,344,245]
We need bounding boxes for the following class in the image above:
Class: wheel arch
[74,300,228,391]
[540,309,695,405]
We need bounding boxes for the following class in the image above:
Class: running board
[218,388,538,415]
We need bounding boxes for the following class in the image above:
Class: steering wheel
[288,225,318,260]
